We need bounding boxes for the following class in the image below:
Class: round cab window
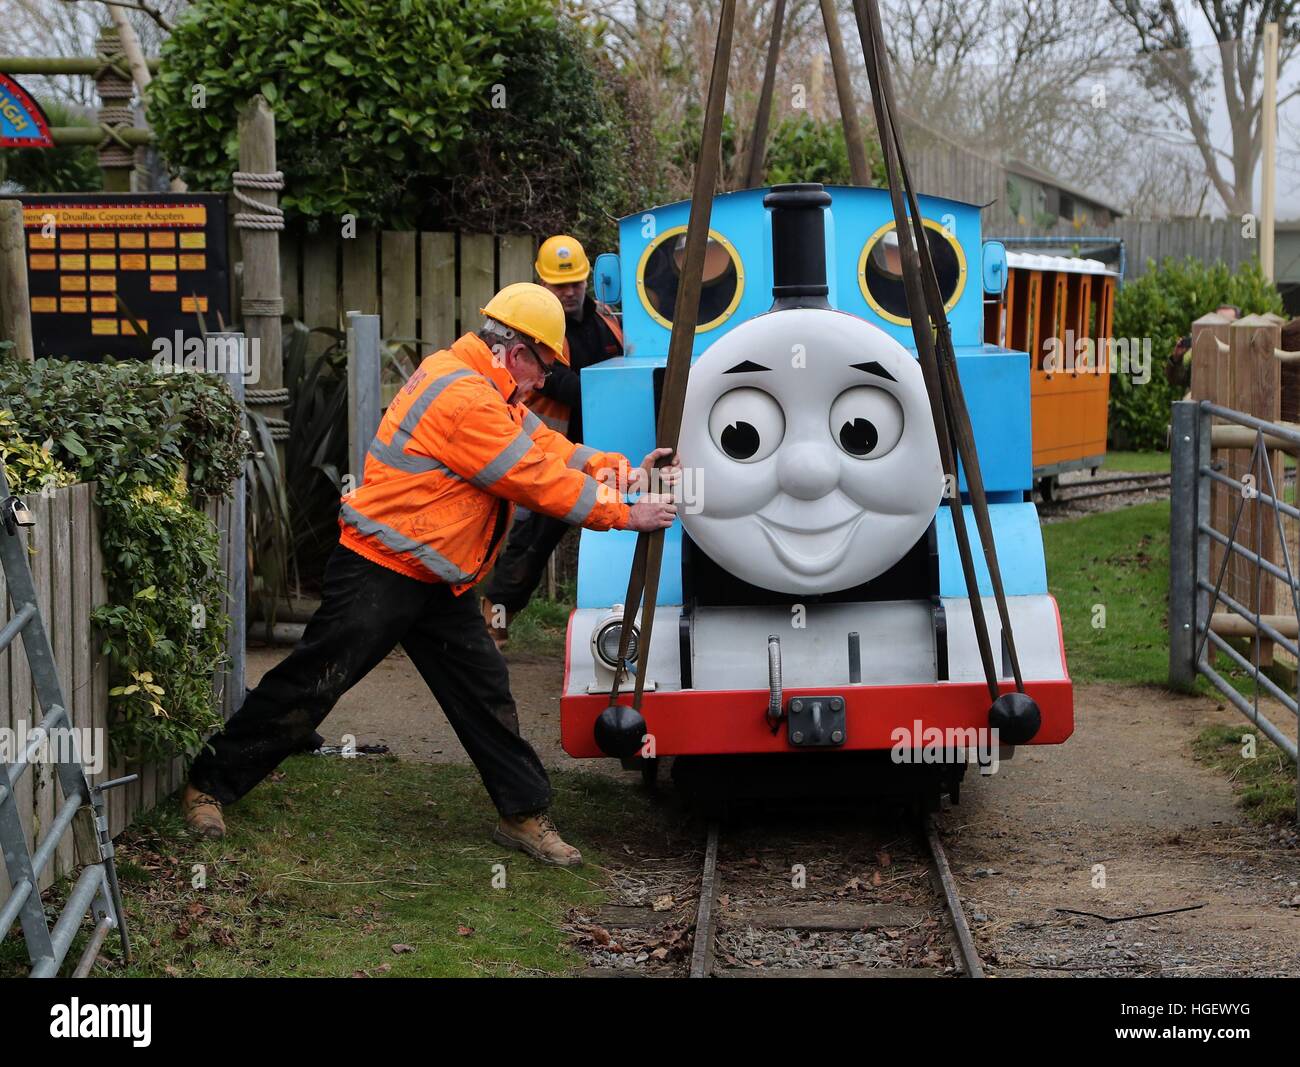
[858,220,966,326]
[637,227,743,332]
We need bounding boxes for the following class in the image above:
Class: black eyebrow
[851,360,897,382]
[724,360,770,373]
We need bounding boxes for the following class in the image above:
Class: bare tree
[879,0,1125,162]
[578,0,835,194]
[1108,0,1299,216]
[0,0,186,107]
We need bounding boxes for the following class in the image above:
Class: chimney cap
[763,182,833,210]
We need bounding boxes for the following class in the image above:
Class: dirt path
[945,683,1299,976]
[245,645,1300,975]
[245,644,579,768]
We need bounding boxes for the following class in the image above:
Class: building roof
[1004,158,1127,219]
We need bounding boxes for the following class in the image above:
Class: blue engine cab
[560,183,1072,759]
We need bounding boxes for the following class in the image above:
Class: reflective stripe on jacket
[339,333,633,591]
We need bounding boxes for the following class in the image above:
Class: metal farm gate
[0,466,132,976]
[1169,399,1300,819]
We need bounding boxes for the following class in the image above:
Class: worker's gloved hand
[630,447,682,497]
[626,494,678,531]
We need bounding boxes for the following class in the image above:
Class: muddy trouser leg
[400,585,552,817]
[189,545,427,804]
[479,510,571,614]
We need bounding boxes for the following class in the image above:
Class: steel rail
[688,822,721,979]
[1051,474,1171,505]
[685,815,985,978]
[922,818,986,978]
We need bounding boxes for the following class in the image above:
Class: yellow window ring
[636,226,745,333]
[858,218,967,327]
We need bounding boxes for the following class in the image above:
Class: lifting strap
[605,0,1025,719]
[851,0,1024,699]
[604,0,737,714]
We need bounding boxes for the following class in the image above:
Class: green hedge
[1110,257,1284,450]
[0,359,250,760]
[147,0,633,236]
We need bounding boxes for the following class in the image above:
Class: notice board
[20,193,231,361]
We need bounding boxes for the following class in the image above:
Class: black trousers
[189,544,551,816]
[479,509,571,614]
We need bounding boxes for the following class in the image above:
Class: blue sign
[0,74,53,148]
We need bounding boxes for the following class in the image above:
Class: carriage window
[858,221,966,325]
[637,227,743,332]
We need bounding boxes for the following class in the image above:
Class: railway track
[1040,470,1171,506]
[685,816,985,979]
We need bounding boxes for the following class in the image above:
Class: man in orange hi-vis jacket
[182,283,678,867]
[481,234,625,648]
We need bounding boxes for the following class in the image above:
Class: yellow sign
[22,204,208,229]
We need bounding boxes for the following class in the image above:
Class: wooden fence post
[0,200,34,362]
[346,312,382,487]
[93,25,136,192]
[222,351,247,722]
[235,97,287,462]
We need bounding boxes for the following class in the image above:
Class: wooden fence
[276,215,1252,351]
[279,230,537,348]
[0,483,239,899]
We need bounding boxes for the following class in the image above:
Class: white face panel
[678,307,944,595]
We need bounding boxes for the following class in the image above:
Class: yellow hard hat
[535,234,591,285]
[480,282,567,358]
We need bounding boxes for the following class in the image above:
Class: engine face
[678,307,944,595]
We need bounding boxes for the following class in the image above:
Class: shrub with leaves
[763,114,885,187]
[0,408,76,494]
[0,359,250,760]
[146,0,630,234]
[430,19,635,242]
[1110,257,1284,449]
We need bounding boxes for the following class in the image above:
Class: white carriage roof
[1006,251,1120,277]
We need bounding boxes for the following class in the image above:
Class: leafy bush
[0,408,76,494]
[1110,257,1284,449]
[763,114,885,187]
[147,0,631,234]
[0,359,250,760]
[429,20,634,243]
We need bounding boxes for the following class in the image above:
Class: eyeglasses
[520,341,551,382]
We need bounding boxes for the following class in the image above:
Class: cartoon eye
[708,387,785,463]
[829,386,904,458]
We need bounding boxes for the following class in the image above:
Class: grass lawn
[507,579,572,656]
[1104,450,1171,473]
[0,755,668,978]
[1044,498,1295,824]
[1192,725,1298,825]
[1045,499,1171,685]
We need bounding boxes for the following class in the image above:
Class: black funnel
[764,182,832,311]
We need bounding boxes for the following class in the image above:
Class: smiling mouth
[755,513,865,576]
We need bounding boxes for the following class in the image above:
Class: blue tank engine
[559,183,1072,771]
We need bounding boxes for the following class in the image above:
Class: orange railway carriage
[984,253,1119,495]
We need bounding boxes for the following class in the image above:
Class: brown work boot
[181,784,225,840]
[481,596,510,650]
[493,811,582,867]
